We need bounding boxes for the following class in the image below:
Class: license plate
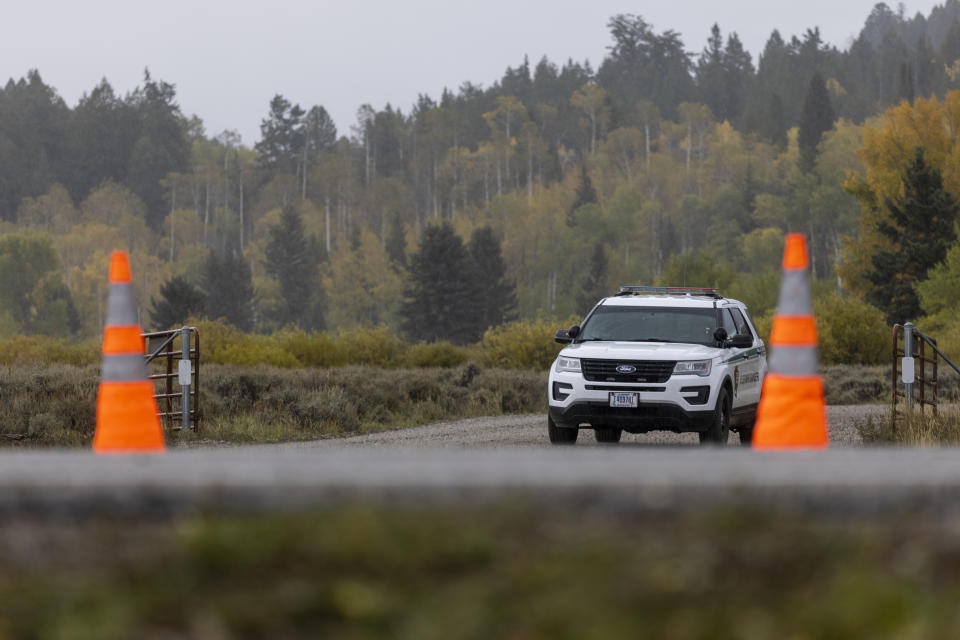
[609,392,638,408]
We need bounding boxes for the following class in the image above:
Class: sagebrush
[0,363,547,447]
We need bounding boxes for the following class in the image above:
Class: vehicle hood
[560,341,720,361]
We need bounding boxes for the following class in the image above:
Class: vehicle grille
[581,359,676,383]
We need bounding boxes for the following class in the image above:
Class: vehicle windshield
[578,305,718,346]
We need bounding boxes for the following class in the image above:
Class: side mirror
[727,333,753,349]
[555,325,580,345]
[713,328,728,345]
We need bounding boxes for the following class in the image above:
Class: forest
[3,1,960,363]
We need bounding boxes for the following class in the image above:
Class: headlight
[673,360,712,377]
[555,356,581,373]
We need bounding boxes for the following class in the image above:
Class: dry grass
[0,363,547,447]
[858,406,960,445]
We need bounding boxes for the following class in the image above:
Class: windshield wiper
[635,338,674,343]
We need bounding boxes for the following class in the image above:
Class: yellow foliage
[479,319,569,370]
[323,230,403,330]
[840,92,960,295]
[0,335,99,366]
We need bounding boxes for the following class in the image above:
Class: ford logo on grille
[616,364,637,374]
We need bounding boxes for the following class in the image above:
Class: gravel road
[281,405,887,450]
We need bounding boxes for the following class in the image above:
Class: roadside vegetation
[0,359,928,448]
[0,363,546,447]
[3,505,960,638]
[858,407,960,445]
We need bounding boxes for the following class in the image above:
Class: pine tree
[149,275,205,329]
[401,223,477,344]
[866,147,959,323]
[204,250,255,331]
[265,204,323,328]
[760,92,787,148]
[798,73,835,172]
[386,212,407,270]
[468,226,516,334]
[576,241,610,314]
[568,164,597,225]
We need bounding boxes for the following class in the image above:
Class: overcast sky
[0,1,943,144]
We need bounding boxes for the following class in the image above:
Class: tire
[699,388,731,446]
[548,414,578,445]
[594,427,622,444]
[737,425,754,447]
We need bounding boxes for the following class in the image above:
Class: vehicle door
[726,307,764,406]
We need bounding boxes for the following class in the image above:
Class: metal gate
[892,323,938,418]
[142,327,200,431]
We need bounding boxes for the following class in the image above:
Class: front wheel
[548,414,578,445]
[594,427,622,443]
[699,388,730,446]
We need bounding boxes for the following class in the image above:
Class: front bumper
[549,401,714,433]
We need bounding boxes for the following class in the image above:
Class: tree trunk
[302,145,308,200]
[169,184,176,262]
[204,179,210,244]
[527,137,534,202]
[644,122,651,168]
[590,110,597,154]
[239,178,245,249]
[325,195,331,254]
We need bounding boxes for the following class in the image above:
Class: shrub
[479,319,565,370]
[190,319,298,367]
[404,341,471,368]
[815,293,888,365]
[274,329,345,368]
[0,336,99,366]
[752,293,889,365]
[331,327,406,367]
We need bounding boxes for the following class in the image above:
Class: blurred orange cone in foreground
[753,233,828,449]
[93,251,165,454]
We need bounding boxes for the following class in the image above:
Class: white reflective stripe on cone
[107,283,139,326]
[768,345,819,376]
[775,270,813,317]
[101,353,149,382]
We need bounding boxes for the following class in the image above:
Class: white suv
[548,286,766,446]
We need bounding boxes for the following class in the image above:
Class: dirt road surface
[280,405,886,450]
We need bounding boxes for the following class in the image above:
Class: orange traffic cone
[93,251,165,454]
[752,234,828,449]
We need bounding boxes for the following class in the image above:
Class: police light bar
[617,285,720,297]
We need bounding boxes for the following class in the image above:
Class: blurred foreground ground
[4,406,954,639]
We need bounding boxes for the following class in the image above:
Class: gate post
[904,322,914,412]
[180,326,192,431]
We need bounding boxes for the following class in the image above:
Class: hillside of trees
[3,1,960,348]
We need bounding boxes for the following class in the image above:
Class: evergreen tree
[797,73,835,172]
[204,250,255,331]
[468,226,516,334]
[386,212,407,270]
[568,164,597,225]
[866,147,959,323]
[576,241,609,314]
[401,223,477,344]
[125,70,191,230]
[255,94,305,174]
[149,275,206,329]
[265,204,323,328]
